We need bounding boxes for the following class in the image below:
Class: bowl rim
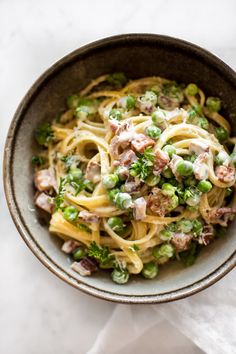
[3,33,236,304]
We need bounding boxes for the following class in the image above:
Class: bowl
[3,34,236,303]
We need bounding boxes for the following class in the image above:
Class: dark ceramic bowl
[4,34,236,303]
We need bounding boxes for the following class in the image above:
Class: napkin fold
[88,269,236,354]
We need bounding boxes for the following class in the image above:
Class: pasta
[32,73,236,284]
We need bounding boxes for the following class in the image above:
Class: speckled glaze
[3,34,236,303]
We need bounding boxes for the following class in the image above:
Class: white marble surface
[0,0,236,353]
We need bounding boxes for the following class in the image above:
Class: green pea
[176,160,193,177]
[75,106,90,119]
[159,229,173,241]
[152,110,165,125]
[186,83,198,96]
[177,219,193,233]
[146,174,160,187]
[162,167,174,179]
[152,244,175,259]
[67,94,79,109]
[230,152,236,166]
[63,206,78,222]
[170,195,179,210]
[109,109,123,120]
[206,97,221,112]
[197,180,212,193]
[198,117,209,130]
[163,145,176,158]
[192,219,203,236]
[185,193,201,207]
[142,262,158,279]
[111,268,129,284]
[145,125,162,139]
[166,223,177,232]
[215,151,230,166]
[102,174,119,189]
[72,247,86,261]
[120,184,126,192]
[215,127,229,143]
[108,217,124,233]
[162,183,176,196]
[115,192,133,209]
[125,95,136,110]
[226,187,233,197]
[184,187,201,206]
[108,188,120,201]
[141,91,157,104]
[68,168,83,181]
[192,104,202,115]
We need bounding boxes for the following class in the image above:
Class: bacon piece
[169,154,182,180]
[193,153,209,180]
[85,161,101,184]
[157,94,181,111]
[79,211,100,223]
[110,122,134,158]
[108,119,120,133]
[124,178,141,193]
[61,240,80,254]
[133,197,147,221]
[138,101,155,114]
[71,258,98,276]
[147,187,171,216]
[35,192,54,213]
[208,207,236,225]
[116,166,129,180]
[131,134,155,153]
[153,148,170,176]
[119,149,137,167]
[189,141,209,155]
[215,166,235,183]
[171,233,192,252]
[34,168,56,191]
[198,225,214,245]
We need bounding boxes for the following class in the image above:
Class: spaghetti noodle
[32,74,236,284]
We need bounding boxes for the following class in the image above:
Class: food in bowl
[32,73,236,284]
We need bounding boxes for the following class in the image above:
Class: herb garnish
[35,123,54,146]
[88,241,112,265]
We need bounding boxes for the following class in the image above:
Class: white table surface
[0,0,235,353]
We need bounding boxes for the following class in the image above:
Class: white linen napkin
[88,268,236,354]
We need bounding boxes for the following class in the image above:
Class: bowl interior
[6,34,236,302]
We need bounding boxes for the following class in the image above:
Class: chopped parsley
[87,241,112,265]
[60,155,77,170]
[130,147,155,181]
[162,82,182,100]
[179,242,201,266]
[54,177,67,210]
[107,72,127,87]
[35,123,54,146]
[31,155,46,166]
